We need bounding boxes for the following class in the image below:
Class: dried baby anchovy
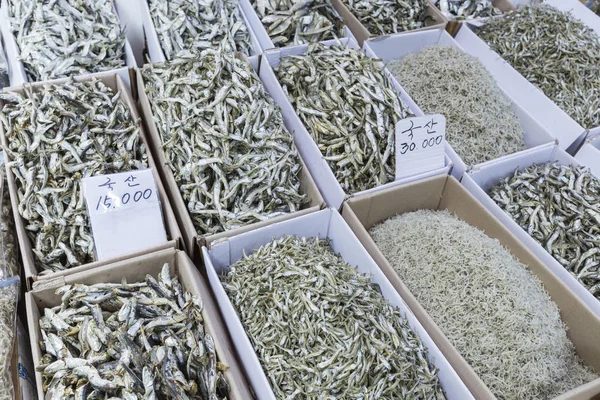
[433,0,501,20]
[344,0,426,35]
[143,51,305,235]
[37,264,230,399]
[0,278,18,400]
[0,79,147,273]
[149,0,252,60]
[371,210,598,398]
[223,236,446,399]
[276,44,412,194]
[0,158,19,280]
[489,163,600,300]
[9,0,127,82]
[387,45,525,166]
[475,5,600,129]
[252,0,345,47]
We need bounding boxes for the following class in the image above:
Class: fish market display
[387,45,525,166]
[489,163,600,300]
[475,5,600,129]
[0,41,9,89]
[433,0,501,19]
[222,236,446,398]
[143,51,305,235]
[0,157,19,280]
[370,210,598,398]
[344,0,426,35]
[8,0,127,82]
[149,0,253,60]
[37,264,230,399]
[0,79,147,273]
[0,277,18,400]
[276,44,411,194]
[251,0,345,47]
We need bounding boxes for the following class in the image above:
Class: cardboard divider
[26,248,253,400]
[0,73,182,289]
[575,137,600,178]
[342,173,600,399]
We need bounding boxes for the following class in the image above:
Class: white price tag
[395,114,446,180]
[82,169,167,261]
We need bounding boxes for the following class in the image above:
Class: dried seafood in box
[0,155,19,280]
[370,210,598,398]
[222,235,446,399]
[0,78,148,274]
[344,0,426,36]
[276,43,412,194]
[387,45,525,166]
[433,0,501,19]
[0,276,18,400]
[142,51,305,236]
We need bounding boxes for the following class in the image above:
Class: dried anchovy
[149,0,252,60]
[8,0,127,82]
[0,279,18,400]
[387,45,525,166]
[344,0,426,35]
[37,264,230,399]
[222,236,446,399]
[475,5,600,129]
[252,0,345,47]
[276,44,412,194]
[371,210,598,398]
[0,79,147,273]
[0,157,19,280]
[143,51,305,235]
[489,163,600,300]
[433,0,501,19]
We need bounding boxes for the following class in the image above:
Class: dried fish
[489,163,600,301]
[37,263,230,399]
[475,5,600,129]
[344,0,426,35]
[276,43,412,194]
[142,51,305,235]
[433,0,501,19]
[387,45,525,166]
[222,235,446,399]
[0,277,18,400]
[149,0,253,60]
[0,78,147,273]
[370,210,598,398]
[8,0,127,82]
[0,155,19,280]
[252,0,345,47]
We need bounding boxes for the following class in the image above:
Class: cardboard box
[0,0,137,87]
[114,0,145,66]
[575,136,600,177]
[26,248,254,400]
[341,173,600,399]
[0,73,182,289]
[261,37,453,209]
[362,28,555,180]
[203,208,474,399]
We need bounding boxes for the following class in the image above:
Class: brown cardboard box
[26,248,254,399]
[342,174,600,399]
[0,73,182,289]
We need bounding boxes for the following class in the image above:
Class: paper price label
[82,169,167,261]
[395,114,446,180]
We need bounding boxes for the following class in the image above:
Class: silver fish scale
[344,0,426,35]
[8,0,127,82]
[149,0,253,60]
[434,0,501,20]
[276,43,412,194]
[489,163,600,300]
[222,236,446,399]
[142,50,306,236]
[0,79,147,273]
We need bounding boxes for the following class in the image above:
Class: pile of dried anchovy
[344,0,426,35]
[222,236,446,398]
[252,0,345,47]
[143,51,305,235]
[37,264,230,399]
[276,44,411,194]
[433,0,501,19]
[475,5,600,129]
[149,0,252,60]
[489,163,600,299]
[8,0,127,82]
[0,79,147,273]
[0,157,19,280]
[370,210,598,398]
[387,45,525,166]
[0,278,18,400]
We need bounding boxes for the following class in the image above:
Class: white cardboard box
[114,0,145,66]
[363,28,555,180]
[203,208,473,400]
[260,37,452,208]
[575,136,600,178]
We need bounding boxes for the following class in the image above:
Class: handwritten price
[95,189,154,211]
[399,135,444,154]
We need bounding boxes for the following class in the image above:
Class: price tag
[395,114,446,180]
[82,169,167,261]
